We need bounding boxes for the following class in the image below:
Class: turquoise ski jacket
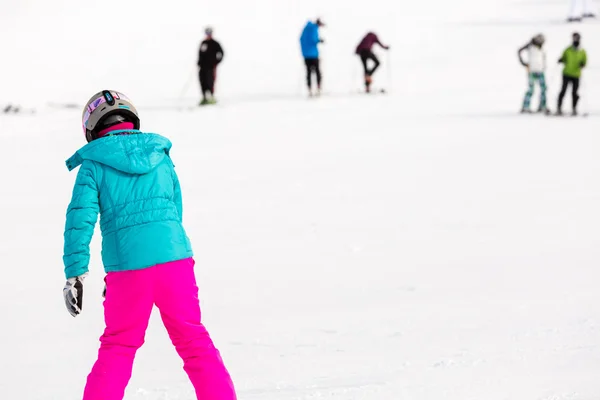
[63,131,193,279]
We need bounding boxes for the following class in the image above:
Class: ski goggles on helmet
[82,91,133,134]
[82,90,140,142]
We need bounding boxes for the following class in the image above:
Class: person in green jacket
[557,32,587,115]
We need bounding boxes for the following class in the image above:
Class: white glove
[63,273,87,317]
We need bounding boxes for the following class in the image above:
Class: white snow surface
[1,0,600,399]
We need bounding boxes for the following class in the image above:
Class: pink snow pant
[82,258,236,400]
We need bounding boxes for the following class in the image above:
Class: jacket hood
[66,131,172,174]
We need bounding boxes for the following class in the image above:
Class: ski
[360,88,387,95]
[545,112,590,117]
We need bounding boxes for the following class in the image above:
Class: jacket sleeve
[558,49,567,64]
[312,26,320,44]
[374,34,386,49]
[216,42,224,64]
[517,43,529,66]
[63,161,99,279]
[173,169,183,221]
[197,41,204,66]
[581,50,587,67]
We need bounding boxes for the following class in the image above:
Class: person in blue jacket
[300,18,325,96]
[63,90,237,400]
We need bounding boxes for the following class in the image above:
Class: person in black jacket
[197,27,224,105]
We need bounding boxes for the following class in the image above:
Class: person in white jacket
[568,0,596,22]
[518,34,548,113]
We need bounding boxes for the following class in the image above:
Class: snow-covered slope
[1,0,599,399]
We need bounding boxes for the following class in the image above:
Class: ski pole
[580,75,590,117]
[351,54,359,92]
[546,64,560,99]
[178,67,196,102]
[386,49,393,93]
[298,60,306,97]
[548,65,560,88]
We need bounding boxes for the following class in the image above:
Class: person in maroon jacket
[355,32,389,92]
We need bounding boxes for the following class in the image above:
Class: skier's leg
[360,52,371,91]
[82,270,154,400]
[304,59,313,91]
[315,58,322,91]
[557,75,569,112]
[199,68,210,102]
[211,66,217,96]
[576,0,585,19]
[522,73,535,111]
[368,52,381,76]
[360,54,369,76]
[538,73,547,111]
[568,0,582,20]
[206,66,216,102]
[572,77,580,113]
[568,0,576,19]
[199,69,206,100]
[582,0,596,16]
[155,258,237,400]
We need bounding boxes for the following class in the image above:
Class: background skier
[556,32,586,115]
[197,27,224,105]
[300,18,325,96]
[355,32,389,93]
[567,0,596,22]
[518,34,547,113]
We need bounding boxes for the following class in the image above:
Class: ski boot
[537,106,550,115]
[365,75,373,93]
[583,13,596,18]
[200,92,217,106]
[520,107,532,114]
[207,91,218,105]
[567,16,582,22]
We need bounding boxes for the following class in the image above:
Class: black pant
[304,58,321,89]
[557,75,580,111]
[359,50,380,76]
[199,66,216,98]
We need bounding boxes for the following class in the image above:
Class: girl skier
[63,90,237,400]
[518,33,548,114]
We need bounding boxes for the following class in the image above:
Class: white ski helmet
[82,90,140,142]
[532,33,545,46]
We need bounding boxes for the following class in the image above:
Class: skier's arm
[581,50,587,68]
[197,44,203,67]
[173,169,183,222]
[63,162,99,279]
[517,43,529,66]
[375,34,390,50]
[216,42,224,64]
[313,27,322,44]
[558,49,567,64]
